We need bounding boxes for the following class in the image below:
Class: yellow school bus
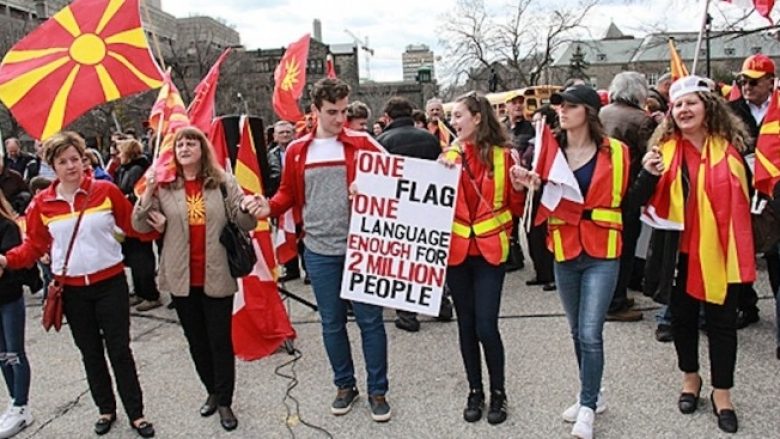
[443,85,560,120]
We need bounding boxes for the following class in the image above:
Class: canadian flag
[533,122,585,225]
[274,208,298,264]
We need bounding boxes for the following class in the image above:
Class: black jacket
[0,217,24,304]
[376,117,441,160]
[729,99,760,152]
[115,156,150,203]
[267,143,283,197]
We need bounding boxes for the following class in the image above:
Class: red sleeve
[108,183,159,241]
[5,198,50,269]
[268,145,297,217]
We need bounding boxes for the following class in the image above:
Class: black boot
[463,389,484,422]
[487,390,508,425]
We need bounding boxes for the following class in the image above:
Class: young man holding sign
[249,78,392,422]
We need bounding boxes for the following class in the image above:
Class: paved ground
[17,264,780,439]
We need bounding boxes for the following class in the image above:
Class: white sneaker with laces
[562,390,606,423]
[0,405,33,439]
[571,406,594,439]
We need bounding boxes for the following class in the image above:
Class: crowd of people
[0,52,777,439]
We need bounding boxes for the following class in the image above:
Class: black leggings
[447,256,506,393]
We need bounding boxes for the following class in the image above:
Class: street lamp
[416,66,432,108]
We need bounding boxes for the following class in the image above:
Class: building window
[724,48,735,56]
[597,53,606,62]
[752,46,762,54]
[647,72,659,86]
[307,59,324,74]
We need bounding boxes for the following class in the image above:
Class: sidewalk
[19,267,780,438]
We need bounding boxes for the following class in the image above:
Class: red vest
[449,146,513,266]
[547,138,629,262]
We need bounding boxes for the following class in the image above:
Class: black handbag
[218,183,257,278]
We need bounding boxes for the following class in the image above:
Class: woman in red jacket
[0,132,155,438]
[442,92,526,425]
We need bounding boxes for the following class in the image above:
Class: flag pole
[691,0,712,74]
[140,0,167,70]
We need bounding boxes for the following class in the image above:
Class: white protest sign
[340,150,460,316]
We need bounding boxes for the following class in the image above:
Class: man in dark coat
[377,96,453,332]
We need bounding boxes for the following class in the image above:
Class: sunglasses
[738,77,768,87]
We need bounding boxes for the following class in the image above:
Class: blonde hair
[117,139,143,164]
[649,91,749,152]
[170,126,224,189]
[0,191,16,222]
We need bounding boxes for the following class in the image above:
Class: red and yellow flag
[232,117,296,361]
[272,34,311,122]
[0,0,163,140]
[149,70,190,183]
[642,136,755,304]
[668,39,689,81]
[187,48,232,137]
[755,88,780,196]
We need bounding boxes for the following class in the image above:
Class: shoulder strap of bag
[218,182,234,223]
[60,185,92,278]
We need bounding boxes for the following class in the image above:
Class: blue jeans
[447,256,506,392]
[554,255,619,410]
[0,296,31,406]
[303,247,388,396]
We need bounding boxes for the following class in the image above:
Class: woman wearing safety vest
[637,76,753,434]
[440,92,526,425]
[514,84,630,439]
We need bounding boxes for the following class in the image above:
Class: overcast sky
[161,0,774,83]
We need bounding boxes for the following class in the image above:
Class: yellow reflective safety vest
[547,138,629,262]
[449,144,517,266]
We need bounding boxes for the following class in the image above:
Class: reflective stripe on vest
[451,146,511,262]
[605,138,624,259]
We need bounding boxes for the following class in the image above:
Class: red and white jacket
[268,127,386,218]
[6,176,155,286]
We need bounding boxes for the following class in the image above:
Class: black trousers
[122,238,160,301]
[63,274,145,420]
[173,287,235,407]
[670,255,738,389]
[609,211,641,312]
[527,220,554,283]
[447,256,506,393]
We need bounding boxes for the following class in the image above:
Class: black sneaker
[436,296,454,322]
[655,324,674,343]
[487,390,507,425]
[368,395,391,422]
[736,309,759,329]
[395,312,420,332]
[331,386,359,415]
[463,389,484,422]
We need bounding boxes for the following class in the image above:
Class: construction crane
[344,29,374,81]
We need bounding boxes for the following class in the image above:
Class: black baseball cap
[550,85,601,111]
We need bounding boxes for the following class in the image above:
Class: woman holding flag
[132,127,257,432]
[638,75,753,434]
[441,92,526,425]
[513,84,631,439]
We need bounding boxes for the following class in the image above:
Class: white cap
[669,75,712,102]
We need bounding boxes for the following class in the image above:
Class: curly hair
[648,91,749,152]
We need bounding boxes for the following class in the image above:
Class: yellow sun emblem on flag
[187,193,206,225]
[0,0,163,140]
[281,59,301,91]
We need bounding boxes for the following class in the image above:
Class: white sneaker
[571,406,594,439]
[0,400,13,424]
[0,405,33,439]
[562,391,606,423]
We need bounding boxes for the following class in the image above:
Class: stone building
[402,44,435,82]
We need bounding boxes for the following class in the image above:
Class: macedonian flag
[668,38,689,82]
[0,0,164,140]
[272,34,310,123]
[755,88,780,197]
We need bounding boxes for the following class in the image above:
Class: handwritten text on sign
[341,151,460,316]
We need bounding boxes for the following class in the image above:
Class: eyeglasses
[738,76,768,87]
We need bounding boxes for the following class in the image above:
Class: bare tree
[437,0,598,90]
